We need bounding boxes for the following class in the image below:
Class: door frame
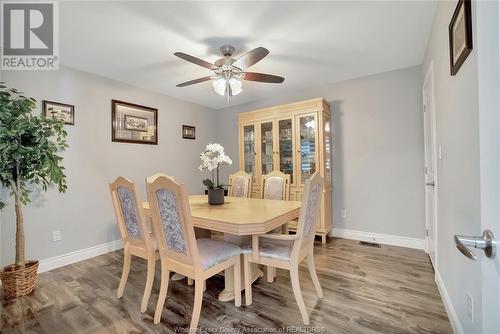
[423,61,438,269]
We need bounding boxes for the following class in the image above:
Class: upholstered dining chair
[260,171,291,202]
[242,172,324,325]
[260,171,291,282]
[146,173,211,285]
[109,176,159,313]
[146,175,242,330]
[228,170,252,198]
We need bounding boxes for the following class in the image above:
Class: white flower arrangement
[199,143,232,189]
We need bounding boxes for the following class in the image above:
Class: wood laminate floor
[0,238,452,334]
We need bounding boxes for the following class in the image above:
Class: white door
[453,2,500,331]
[423,64,437,268]
[477,1,500,331]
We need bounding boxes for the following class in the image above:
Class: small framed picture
[42,100,75,125]
[182,125,196,140]
[112,100,158,145]
[449,0,473,76]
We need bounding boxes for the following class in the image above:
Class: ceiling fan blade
[176,76,213,87]
[174,52,215,70]
[243,72,285,83]
[231,47,269,70]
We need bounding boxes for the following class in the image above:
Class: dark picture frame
[42,100,75,125]
[448,0,473,76]
[112,100,158,145]
[182,125,196,140]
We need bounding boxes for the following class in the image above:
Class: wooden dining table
[143,194,301,301]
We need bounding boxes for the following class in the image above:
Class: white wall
[422,1,482,333]
[216,66,425,240]
[0,66,217,266]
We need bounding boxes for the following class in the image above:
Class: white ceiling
[60,1,436,110]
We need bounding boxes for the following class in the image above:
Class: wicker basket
[0,260,39,299]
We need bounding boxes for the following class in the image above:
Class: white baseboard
[329,228,426,250]
[38,240,123,273]
[435,270,463,334]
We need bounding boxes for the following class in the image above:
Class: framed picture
[449,0,473,76]
[112,100,158,145]
[182,125,196,140]
[42,100,75,125]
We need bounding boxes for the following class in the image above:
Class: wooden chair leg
[233,257,241,307]
[307,252,323,298]
[266,266,276,283]
[154,262,170,324]
[117,249,131,298]
[190,279,204,332]
[243,254,252,305]
[141,255,156,313]
[290,264,310,325]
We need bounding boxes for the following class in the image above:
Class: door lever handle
[425,181,435,187]
[454,230,495,260]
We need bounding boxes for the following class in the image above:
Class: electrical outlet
[466,292,474,322]
[52,230,62,242]
[341,208,347,218]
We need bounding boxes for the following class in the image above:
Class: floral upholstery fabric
[156,188,187,254]
[117,187,141,240]
[304,183,321,238]
[263,177,285,200]
[241,238,294,261]
[196,238,241,270]
[231,176,248,197]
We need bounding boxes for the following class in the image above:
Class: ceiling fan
[174,45,285,98]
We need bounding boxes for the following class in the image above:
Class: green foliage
[202,178,214,189]
[0,82,68,208]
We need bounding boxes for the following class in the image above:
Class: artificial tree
[0,83,68,271]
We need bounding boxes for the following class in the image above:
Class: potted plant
[198,143,232,205]
[0,83,68,299]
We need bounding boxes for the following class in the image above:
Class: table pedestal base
[218,264,263,302]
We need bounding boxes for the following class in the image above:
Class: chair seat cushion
[241,237,294,261]
[197,238,241,270]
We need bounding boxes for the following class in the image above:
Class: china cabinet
[238,98,332,243]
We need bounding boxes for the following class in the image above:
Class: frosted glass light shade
[229,78,242,95]
[213,77,226,96]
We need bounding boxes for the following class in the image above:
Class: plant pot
[208,188,225,205]
[0,260,39,299]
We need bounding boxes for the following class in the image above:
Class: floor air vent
[359,241,381,248]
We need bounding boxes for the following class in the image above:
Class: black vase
[208,188,225,205]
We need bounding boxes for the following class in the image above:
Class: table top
[143,195,301,235]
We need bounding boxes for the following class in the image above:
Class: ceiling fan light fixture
[229,78,242,96]
[213,77,226,96]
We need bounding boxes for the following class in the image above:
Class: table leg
[218,234,263,302]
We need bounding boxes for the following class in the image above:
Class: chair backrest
[146,173,174,184]
[109,176,154,250]
[261,171,291,200]
[228,171,252,198]
[146,175,199,267]
[295,172,324,249]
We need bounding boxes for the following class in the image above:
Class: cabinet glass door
[243,125,256,181]
[324,112,332,186]
[261,122,274,175]
[298,114,317,184]
[278,119,294,183]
